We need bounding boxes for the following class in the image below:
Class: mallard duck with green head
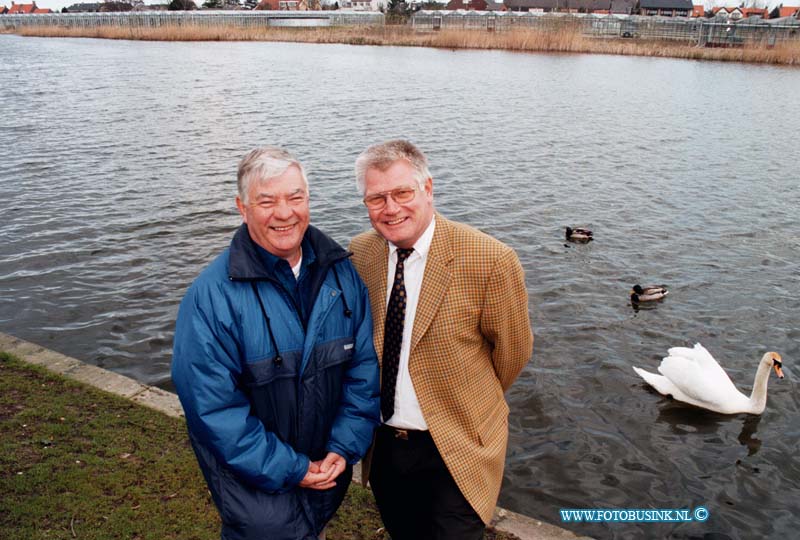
[631,284,668,303]
[565,226,593,242]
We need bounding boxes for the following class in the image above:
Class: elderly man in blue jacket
[172,146,380,540]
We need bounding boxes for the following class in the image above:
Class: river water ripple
[2,35,799,539]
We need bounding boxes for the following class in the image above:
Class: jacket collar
[228,223,350,281]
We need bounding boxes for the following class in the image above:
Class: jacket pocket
[477,399,509,447]
[241,352,297,387]
[242,351,301,445]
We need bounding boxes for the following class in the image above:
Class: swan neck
[748,361,772,411]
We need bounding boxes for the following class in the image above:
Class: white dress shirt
[383,217,436,430]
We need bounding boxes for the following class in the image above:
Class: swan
[632,344,784,415]
[630,284,668,303]
[565,226,593,242]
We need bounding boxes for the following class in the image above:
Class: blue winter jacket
[172,224,380,540]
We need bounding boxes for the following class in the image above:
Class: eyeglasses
[362,185,418,210]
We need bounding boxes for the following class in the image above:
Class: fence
[412,12,800,46]
[0,10,385,30]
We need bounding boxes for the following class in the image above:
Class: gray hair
[237,146,308,203]
[354,139,431,195]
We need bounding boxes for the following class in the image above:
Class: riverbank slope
[0,332,584,540]
[4,24,799,66]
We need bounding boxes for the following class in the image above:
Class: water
[1,35,799,539]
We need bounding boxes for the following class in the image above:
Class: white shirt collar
[388,216,435,261]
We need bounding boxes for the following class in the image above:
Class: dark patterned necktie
[381,247,414,422]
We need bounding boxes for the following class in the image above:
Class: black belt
[380,424,430,441]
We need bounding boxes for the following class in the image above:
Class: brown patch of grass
[8,23,800,65]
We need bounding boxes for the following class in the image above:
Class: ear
[236,196,248,223]
[424,177,433,197]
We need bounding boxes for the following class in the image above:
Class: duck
[632,343,784,415]
[565,226,593,242]
[630,284,668,302]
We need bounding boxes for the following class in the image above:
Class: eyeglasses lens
[364,186,417,209]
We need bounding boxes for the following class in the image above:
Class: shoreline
[0,331,586,540]
[3,24,799,66]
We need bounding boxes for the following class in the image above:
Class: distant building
[0,5,8,13]
[504,0,610,12]
[610,0,634,13]
[256,0,315,8]
[691,2,702,17]
[64,2,102,11]
[339,0,385,9]
[767,5,799,18]
[638,0,692,17]
[568,0,610,12]
[8,1,38,13]
[712,6,742,20]
[505,0,553,12]
[740,7,768,19]
[446,0,504,10]
[339,0,372,9]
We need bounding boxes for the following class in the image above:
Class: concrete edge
[0,331,587,540]
[0,332,184,418]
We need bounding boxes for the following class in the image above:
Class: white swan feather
[633,343,784,415]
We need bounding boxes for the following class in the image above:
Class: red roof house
[33,6,51,11]
[8,1,38,12]
[740,7,768,18]
[0,5,9,13]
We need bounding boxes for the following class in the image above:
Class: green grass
[0,351,517,539]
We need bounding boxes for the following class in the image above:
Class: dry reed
[8,23,800,66]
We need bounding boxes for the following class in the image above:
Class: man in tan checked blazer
[349,140,533,540]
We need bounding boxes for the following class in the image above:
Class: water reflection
[654,401,763,457]
[630,298,665,314]
[736,416,762,457]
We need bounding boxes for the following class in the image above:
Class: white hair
[354,139,430,195]
[237,146,308,203]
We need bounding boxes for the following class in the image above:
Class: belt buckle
[394,428,409,440]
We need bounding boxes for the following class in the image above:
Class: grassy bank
[6,23,800,65]
[0,351,517,539]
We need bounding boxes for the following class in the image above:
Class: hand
[297,452,345,491]
[318,452,346,483]
[298,461,330,489]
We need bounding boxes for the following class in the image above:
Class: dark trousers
[369,425,485,540]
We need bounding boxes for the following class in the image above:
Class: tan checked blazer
[350,214,533,524]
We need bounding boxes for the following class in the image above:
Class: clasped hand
[298,452,345,490]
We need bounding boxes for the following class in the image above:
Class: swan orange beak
[773,358,784,379]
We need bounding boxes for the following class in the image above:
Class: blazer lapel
[410,215,453,354]
[363,236,389,362]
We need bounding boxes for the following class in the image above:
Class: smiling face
[364,158,434,249]
[236,164,309,266]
